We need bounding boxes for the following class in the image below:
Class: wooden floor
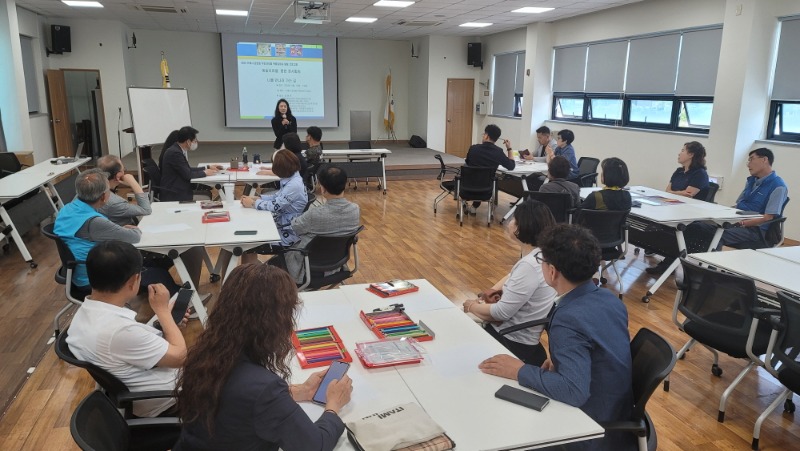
[1,180,799,450]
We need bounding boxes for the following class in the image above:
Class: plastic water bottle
[242,146,248,165]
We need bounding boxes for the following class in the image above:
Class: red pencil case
[292,325,353,368]
[202,211,230,223]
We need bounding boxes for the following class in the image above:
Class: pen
[174,210,182,213]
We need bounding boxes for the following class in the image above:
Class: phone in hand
[495,385,550,411]
[171,288,194,325]
[234,230,258,235]
[312,360,350,405]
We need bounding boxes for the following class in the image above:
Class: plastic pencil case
[354,338,424,368]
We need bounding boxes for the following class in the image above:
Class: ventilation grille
[130,5,187,13]
[395,20,441,27]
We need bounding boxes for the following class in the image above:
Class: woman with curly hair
[174,264,353,450]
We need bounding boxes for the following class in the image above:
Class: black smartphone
[736,210,759,215]
[495,385,550,412]
[312,360,350,405]
[234,230,258,235]
[171,288,193,324]
[179,200,196,204]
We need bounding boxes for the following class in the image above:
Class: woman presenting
[271,99,298,149]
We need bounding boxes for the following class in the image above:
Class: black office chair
[0,152,27,178]
[141,158,167,201]
[55,330,176,419]
[455,166,497,227]
[576,157,600,187]
[41,223,87,337]
[703,182,720,203]
[70,391,180,451]
[294,225,365,291]
[303,192,317,212]
[752,291,800,450]
[665,259,776,422]
[601,328,676,451]
[728,198,790,249]
[524,191,575,223]
[433,154,459,213]
[575,209,629,299]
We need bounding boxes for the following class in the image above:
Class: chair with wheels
[41,223,87,337]
[70,391,180,451]
[575,157,600,187]
[665,259,777,423]
[751,291,800,450]
[601,328,677,451]
[524,191,575,223]
[703,182,720,203]
[575,209,629,298]
[55,330,176,419]
[433,154,459,213]
[728,198,790,249]
[292,225,365,291]
[455,166,497,227]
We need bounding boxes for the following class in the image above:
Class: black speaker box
[51,25,71,53]
[467,42,482,67]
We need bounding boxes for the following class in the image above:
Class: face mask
[190,141,198,151]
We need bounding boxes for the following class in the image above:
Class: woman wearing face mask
[159,126,217,202]
[271,99,298,150]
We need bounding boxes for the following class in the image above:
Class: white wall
[1,0,32,152]
[408,36,429,141]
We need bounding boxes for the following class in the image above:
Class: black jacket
[159,144,206,202]
[271,115,298,149]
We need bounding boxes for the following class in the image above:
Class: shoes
[645,259,673,275]
[467,205,477,215]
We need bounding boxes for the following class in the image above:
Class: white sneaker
[467,205,477,215]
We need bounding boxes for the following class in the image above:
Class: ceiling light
[216,9,248,16]
[512,7,555,14]
[346,17,378,23]
[374,1,415,7]
[460,22,492,28]
[61,1,103,7]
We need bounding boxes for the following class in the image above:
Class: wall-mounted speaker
[467,42,482,68]
[51,25,71,53]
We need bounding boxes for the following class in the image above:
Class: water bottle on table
[242,147,248,165]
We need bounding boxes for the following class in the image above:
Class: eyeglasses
[534,251,550,265]
[747,155,766,162]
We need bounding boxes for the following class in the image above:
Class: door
[46,70,73,158]
[445,79,474,158]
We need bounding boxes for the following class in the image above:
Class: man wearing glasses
[685,147,788,252]
[480,224,635,451]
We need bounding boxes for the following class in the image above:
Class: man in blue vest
[684,147,788,253]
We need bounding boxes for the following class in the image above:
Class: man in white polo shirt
[66,240,187,417]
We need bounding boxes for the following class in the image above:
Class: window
[491,51,525,117]
[551,27,720,134]
[767,18,800,142]
[19,35,40,114]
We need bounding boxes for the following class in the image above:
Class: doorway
[444,78,474,158]
[46,69,108,159]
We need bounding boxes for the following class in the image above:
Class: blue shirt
[555,144,579,179]
[518,281,635,451]
[255,172,307,246]
[53,198,104,287]
[736,171,788,231]
[669,166,709,199]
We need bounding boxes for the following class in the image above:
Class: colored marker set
[359,306,435,342]
[291,325,352,368]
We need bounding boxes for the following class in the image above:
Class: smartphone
[736,210,759,215]
[495,385,550,412]
[171,288,194,324]
[312,360,350,405]
[179,200,196,204]
[234,230,258,235]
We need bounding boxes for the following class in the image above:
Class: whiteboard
[127,87,191,146]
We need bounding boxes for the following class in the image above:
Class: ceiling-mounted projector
[295,1,331,24]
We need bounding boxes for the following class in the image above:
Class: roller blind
[772,18,800,100]
[492,52,524,117]
[626,34,681,94]
[553,46,586,92]
[676,28,722,96]
[585,41,628,93]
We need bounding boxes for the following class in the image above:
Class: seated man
[54,169,180,297]
[464,124,515,214]
[285,166,361,284]
[96,155,151,226]
[159,126,217,202]
[305,126,324,167]
[538,156,580,207]
[480,224,635,451]
[683,147,788,255]
[530,126,557,163]
[67,241,186,417]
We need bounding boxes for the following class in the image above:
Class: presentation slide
[221,34,339,128]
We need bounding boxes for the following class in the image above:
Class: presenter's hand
[204,168,218,176]
[282,118,290,126]
[325,375,353,414]
[148,284,171,316]
[292,371,325,402]
[241,196,256,208]
[479,354,524,381]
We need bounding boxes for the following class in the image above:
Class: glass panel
[680,102,713,128]
[589,98,623,121]
[629,99,672,124]
[555,98,584,119]
[513,94,523,117]
[782,103,800,133]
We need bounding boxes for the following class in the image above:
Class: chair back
[768,292,800,392]
[0,152,22,178]
[703,182,720,203]
[764,197,790,247]
[304,192,317,212]
[524,191,574,223]
[577,157,600,187]
[55,330,131,407]
[677,259,758,338]
[348,140,371,149]
[629,328,677,421]
[142,158,162,199]
[306,225,365,274]
[575,209,629,249]
[41,222,83,289]
[434,154,447,180]
[456,166,496,202]
[70,391,129,451]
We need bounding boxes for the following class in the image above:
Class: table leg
[170,252,207,325]
[381,154,387,194]
[642,225,688,303]
[0,205,36,267]
[46,181,65,210]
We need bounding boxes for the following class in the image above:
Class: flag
[160,51,171,88]
[383,70,395,132]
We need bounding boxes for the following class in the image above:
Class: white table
[689,250,800,300]
[292,281,605,450]
[135,201,280,324]
[0,157,90,267]
[192,162,279,200]
[321,149,392,194]
[498,161,550,223]
[579,186,761,302]
[757,246,800,265]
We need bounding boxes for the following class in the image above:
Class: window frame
[767,100,800,143]
[586,93,624,125]
[551,93,587,122]
[676,96,714,133]
[624,95,677,130]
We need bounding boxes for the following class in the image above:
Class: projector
[294,1,331,24]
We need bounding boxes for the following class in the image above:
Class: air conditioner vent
[395,20,441,27]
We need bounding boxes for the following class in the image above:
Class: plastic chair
[601,328,677,451]
[41,223,87,337]
[665,259,777,422]
[576,157,600,187]
[524,191,575,224]
[433,154,459,213]
[575,209,629,298]
[294,225,365,291]
[70,391,180,451]
[455,166,497,227]
[728,198,790,249]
